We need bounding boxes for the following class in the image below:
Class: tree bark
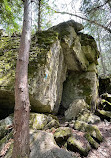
[97,30,106,75]
[12,0,32,158]
[38,0,41,31]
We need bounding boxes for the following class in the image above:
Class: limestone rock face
[29,39,67,113]
[0,20,99,114]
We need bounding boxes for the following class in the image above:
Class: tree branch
[55,11,111,33]
[88,0,111,13]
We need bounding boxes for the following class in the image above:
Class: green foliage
[0,0,23,35]
[80,0,111,76]
[32,0,54,32]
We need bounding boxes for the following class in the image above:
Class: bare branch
[88,0,111,13]
[55,11,111,33]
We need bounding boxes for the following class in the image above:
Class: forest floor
[58,116,111,158]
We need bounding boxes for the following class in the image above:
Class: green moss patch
[67,136,91,156]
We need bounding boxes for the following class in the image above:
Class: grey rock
[62,71,99,111]
[76,109,101,124]
[30,131,77,158]
[65,99,87,121]
[0,20,99,115]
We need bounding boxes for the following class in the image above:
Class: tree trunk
[12,0,32,158]
[38,0,41,31]
[97,29,106,75]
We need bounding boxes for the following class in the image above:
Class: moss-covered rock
[100,93,111,103]
[0,31,67,114]
[44,119,60,130]
[29,113,60,130]
[62,71,98,110]
[29,113,48,130]
[67,136,91,156]
[85,133,99,149]
[96,109,111,121]
[0,20,99,115]
[0,115,13,139]
[74,120,103,142]
[1,130,78,158]
[99,99,111,111]
[78,32,99,64]
[76,109,101,124]
[54,127,72,145]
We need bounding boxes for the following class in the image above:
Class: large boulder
[0,31,67,114]
[0,20,99,114]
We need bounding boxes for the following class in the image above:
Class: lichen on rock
[0,20,99,115]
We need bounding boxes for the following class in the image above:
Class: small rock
[44,119,60,130]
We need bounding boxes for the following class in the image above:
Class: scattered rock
[30,113,48,130]
[76,109,101,124]
[74,120,103,142]
[85,133,99,149]
[54,127,72,145]
[0,115,13,139]
[44,119,60,130]
[96,109,111,121]
[67,136,91,156]
[1,130,78,158]
[30,131,78,158]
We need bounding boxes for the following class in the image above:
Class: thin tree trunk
[38,0,41,31]
[97,29,106,75]
[12,0,32,157]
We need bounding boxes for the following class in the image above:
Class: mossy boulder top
[0,20,99,114]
